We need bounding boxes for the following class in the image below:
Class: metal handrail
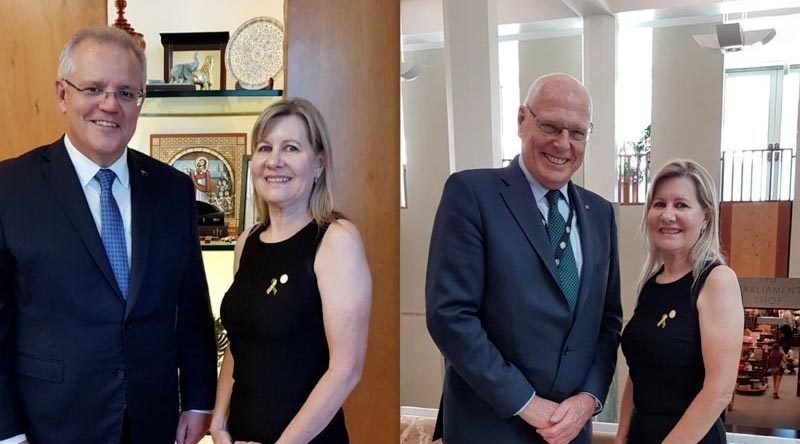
[720,147,795,202]
[617,151,651,204]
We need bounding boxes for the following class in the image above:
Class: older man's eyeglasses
[524,105,592,142]
[61,79,145,107]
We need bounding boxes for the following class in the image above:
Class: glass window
[499,40,520,165]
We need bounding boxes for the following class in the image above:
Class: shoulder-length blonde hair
[250,97,338,228]
[637,159,726,294]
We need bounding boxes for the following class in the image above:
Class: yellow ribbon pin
[657,309,677,328]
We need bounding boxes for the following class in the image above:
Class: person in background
[780,309,796,354]
[617,159,743,444]
[0,26,217,444]
[768,343,787,398]
[209,98,371,444]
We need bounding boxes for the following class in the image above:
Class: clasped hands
[519,393,596,444]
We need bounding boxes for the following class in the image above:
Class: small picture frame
[160,32,229,90]
[239,155,258,234]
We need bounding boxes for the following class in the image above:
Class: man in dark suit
[0,27,217,444]
[426,73,622,444]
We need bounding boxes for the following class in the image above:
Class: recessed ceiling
[401,0,800,36]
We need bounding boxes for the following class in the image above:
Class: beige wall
[651,23,723,185]
[612,204,647,417]
[400,48,450,408]
[518,35,583,104]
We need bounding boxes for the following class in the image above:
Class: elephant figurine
[169,52,199,84]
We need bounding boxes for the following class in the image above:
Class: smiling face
[251,114,323,215]
[518,76,591,190]
[56,39,144,167]
[646,176,709,259]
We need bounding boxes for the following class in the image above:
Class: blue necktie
[545,190,579,312]
[96,169,129,299]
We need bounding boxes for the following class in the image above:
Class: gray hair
[58,26,147,89]
[637,159,725,295]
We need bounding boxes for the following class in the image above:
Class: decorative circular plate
[226,17,284,89]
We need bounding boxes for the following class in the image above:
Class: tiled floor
[727,371,800,431]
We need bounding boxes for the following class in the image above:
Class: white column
[788,72,800,277]
[581,14,617,201]
[442,0,502,172]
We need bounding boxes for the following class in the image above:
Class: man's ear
[517,106,526,137]
[55,80,67,114]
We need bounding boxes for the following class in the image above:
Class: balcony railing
[617,151,651,204]
[720,147,795,202]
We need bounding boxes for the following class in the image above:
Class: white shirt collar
[64,134,130,189]
[517,156,569,204]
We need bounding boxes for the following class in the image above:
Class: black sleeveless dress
[620,263,726,444]
[220,221,348,443]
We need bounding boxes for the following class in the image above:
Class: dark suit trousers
[121,410,131,444]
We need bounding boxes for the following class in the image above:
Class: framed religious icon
[160,32,229,90]
[238,154,258,234]
[150,133,247,235]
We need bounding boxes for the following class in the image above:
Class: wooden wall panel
[0,0,107,160]
[721,201,791,278]
[285,1,400,442]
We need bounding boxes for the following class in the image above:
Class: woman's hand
[209,427,234,444]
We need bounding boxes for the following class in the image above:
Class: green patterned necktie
[546,190,579,312]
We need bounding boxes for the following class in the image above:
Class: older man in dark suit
[0,26,216,444]
[426,73,622,444]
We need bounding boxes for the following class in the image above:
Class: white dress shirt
[515,157,601,415]
[65,134,133,262]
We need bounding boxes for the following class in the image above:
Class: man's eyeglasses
[524,105,592,142]
[61,78,145,107]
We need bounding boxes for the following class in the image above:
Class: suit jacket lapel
[568,183,596,315]
[498,158,559,284]
[125,152,154,318]
[39,138,123,300]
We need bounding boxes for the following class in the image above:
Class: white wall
[651,23,724,184]
[400,48,450,408]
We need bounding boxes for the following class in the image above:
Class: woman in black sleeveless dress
[209,98,371,444]
[617,160,743,444]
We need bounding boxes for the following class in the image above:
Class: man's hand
[175,411,212,444]
[536,393,595,444]
[518,395,559,429]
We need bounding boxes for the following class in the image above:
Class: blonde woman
[617,160,743,443]
[210,98,371,444]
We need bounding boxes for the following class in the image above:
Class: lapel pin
[140,169,148,177]
[266,278,278,295]
[266,274,289,296]
[584,204,590,210]
[657,309,677,328]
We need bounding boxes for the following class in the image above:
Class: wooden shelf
[140,90,283,117]
[145,89,283,98]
